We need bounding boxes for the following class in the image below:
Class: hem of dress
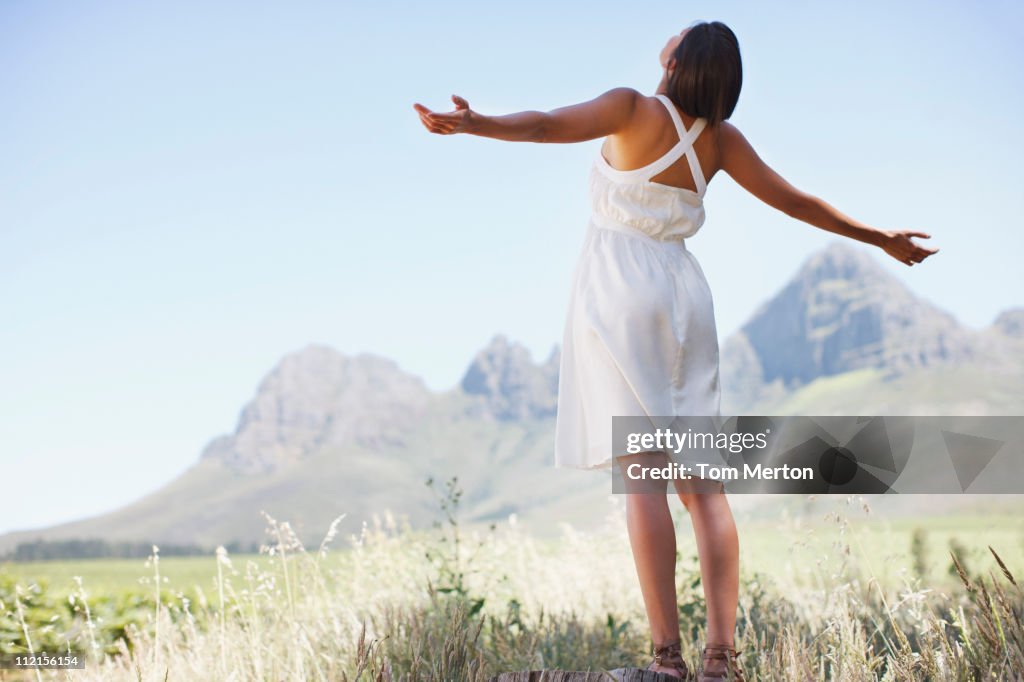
[554,457,614,471]
[555,446,729,473]
[554,442,617,471]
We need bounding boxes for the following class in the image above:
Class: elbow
[781,194,815,221]
[533,113,550,143]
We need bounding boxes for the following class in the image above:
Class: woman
[414,20,937,680]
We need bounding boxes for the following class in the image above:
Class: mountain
[200,348,433,474]
[992,308,1024,338]
[460,335,560,421]
[2,242,1022,551]
[0,338,602,551]
[720,242,1022,414]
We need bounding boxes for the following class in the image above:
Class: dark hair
[666,21,742,127]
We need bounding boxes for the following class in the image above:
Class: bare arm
[719,122,939,266]
[412,88,641,143]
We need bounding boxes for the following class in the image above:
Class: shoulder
[597,87,646,114]
[715,120,753,157]
[716,120,742,144]
[589,87,649,131]
[603,86,645,101]
[603,88,671,129]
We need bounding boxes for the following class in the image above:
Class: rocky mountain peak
[797,240,892,284]
[992,308,1024,338]
[201,344,431,473]
[721,241,976,409]
[460,335,559,420]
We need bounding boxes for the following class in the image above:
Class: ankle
[701,642,743,678]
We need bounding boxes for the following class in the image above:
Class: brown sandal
[647,639,690,679]
[699,643,745,681]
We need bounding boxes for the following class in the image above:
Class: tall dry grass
[2,480,1022,681]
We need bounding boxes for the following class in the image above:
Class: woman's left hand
[413,95,475,135]
[877,229,940,266]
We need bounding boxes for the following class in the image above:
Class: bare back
[599,95,722,195]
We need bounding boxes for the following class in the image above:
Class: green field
[6,510,1022,594]
[1,554,272,595]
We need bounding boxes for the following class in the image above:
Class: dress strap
[654,94,691,142]
[652,94,708,196]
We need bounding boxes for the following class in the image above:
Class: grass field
[5,508,1022,595]
[1,554,273,595]
[1,492,1022,680]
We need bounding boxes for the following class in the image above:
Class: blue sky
[2,0,1022,534]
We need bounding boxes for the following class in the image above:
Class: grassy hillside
[747,364,1024,416]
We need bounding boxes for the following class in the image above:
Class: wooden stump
[490,668,683,682]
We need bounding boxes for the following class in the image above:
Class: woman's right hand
[413,95,475,135]
[877,229,939,266]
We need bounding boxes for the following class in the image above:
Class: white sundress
[554,93,722,471]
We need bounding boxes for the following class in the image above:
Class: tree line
[3,538,263,561]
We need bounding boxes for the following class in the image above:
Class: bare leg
[618,452,685,677]
[676,479,739,676]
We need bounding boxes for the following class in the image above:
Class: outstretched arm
[412,88,641,143]
[719,122,939,266]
